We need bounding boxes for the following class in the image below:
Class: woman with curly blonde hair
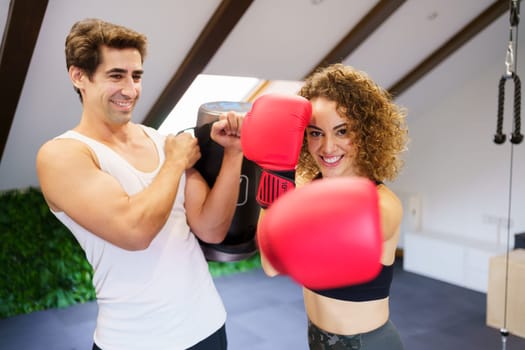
[297,63,407,184]
[258,63,408,349]
[298,63,408,349]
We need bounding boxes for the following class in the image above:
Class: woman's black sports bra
[310,264,394,301]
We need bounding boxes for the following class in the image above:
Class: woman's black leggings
[308,319,403,350]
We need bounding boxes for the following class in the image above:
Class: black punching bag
[194,101,261,262]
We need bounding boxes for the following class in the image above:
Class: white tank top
[52,125,226,350]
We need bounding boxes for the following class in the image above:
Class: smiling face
[306,97,359,178]
[75,45,143,126]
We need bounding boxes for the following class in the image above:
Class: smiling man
[36,18,244,350]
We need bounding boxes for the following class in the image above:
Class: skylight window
[158,74,261,135]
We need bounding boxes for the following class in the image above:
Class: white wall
[391,18,524,292]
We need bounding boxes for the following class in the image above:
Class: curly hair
[65,18,148,100]
[297,63,408,183]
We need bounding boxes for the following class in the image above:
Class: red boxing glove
[241,93,312,208]
[257,177,383,290]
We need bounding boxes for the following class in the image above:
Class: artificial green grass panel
[208,252,262,277]
[0,188,95,318]
[0,187,260,319]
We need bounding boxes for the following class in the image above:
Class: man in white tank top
[36,18,244,350]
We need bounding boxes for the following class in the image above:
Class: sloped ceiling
[0,0,514,190]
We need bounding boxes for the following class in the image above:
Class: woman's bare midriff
[303,288,389,335]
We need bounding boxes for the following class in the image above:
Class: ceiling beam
[305,0,406,78]
[388,0,510,97]
[142,0,254,128]
[0,0,48,164]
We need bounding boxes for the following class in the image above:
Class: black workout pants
[92,323,227,350]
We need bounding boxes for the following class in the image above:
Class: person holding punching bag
[242,64,408,349]
[36,18,244,350]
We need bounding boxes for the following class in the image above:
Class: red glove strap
[256,170,295,209]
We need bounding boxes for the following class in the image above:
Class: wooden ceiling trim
[245,80,270,102]
[305,0,406,78]
[142,0,254,128]
[388,0,510,97]
[0,0,48,163]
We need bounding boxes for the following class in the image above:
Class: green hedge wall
[0,188,260,319]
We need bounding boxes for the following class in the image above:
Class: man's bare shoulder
[38,137,90,161]
[36,137,98,181]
